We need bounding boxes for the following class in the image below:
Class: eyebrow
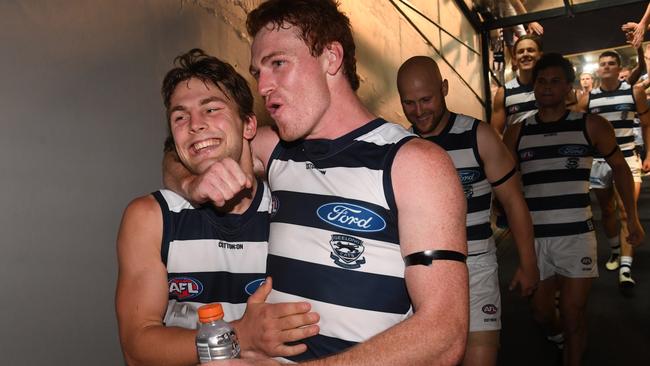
[250,51,286,74]
[169,96,227,114]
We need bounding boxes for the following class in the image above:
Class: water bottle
[196,303,241,362]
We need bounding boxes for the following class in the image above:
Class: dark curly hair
[533,53,575,84]
[161,48,254,122]
[246,0,360,91]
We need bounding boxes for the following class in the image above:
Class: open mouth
[191,138,220,154]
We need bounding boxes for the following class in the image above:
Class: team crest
[565,157,579,169]
[329,234,366,269]
[463,185,474,198]
[508,105,520,114]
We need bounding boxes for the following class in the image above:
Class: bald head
[397,56,448,136]
[397,56,444,93]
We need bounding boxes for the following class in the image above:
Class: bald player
[397,56,538,366]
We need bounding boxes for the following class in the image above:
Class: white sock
[608,236,621,253]
[620,256,633,272]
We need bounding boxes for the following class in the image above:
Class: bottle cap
[198,303,225,323]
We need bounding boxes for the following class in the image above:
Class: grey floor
[496,180,650,366]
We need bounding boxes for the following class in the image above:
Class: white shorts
[535,231,599,280]
[467,249,501,332]
[589,154,642,189]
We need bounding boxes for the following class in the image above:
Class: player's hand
[509,264,539,297]
[527,22,543,35]
[642,158,650,173]
[200,353,282,366]
[234,277,320,357]
[626,217,645,247]
[184,158,253,207]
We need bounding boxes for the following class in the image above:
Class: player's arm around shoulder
[116,195,198,366]
[251,125,280,174]
[491,87,506,135]
[392,137,468,364]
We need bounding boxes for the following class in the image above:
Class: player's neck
[306,85,376,140]
[600,78,620,91]
[518,70,533,86]
[537,104,568,122]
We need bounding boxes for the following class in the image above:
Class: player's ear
[442,79,449,97]
[243,115,257,140]
[324,41,344,76]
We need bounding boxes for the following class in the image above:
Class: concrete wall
[0,1,483,364]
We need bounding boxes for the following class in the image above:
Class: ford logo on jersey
[458,169,481,184]
[317,203,386,232]
[244,278,266,296]
[558,145,588,156]
[615,104,633,111]
[168,277,203,300]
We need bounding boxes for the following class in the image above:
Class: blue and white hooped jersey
[504,77,537,129]
[421,113,494,256]
[588,81,636,158]
[154,180,270,324]
[516,112,595,238]
[266,119,415,361]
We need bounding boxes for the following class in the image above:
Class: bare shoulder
[117,194,163,262]
[393,137,455,174]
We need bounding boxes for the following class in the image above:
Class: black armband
[403,250,467,267]
[603,145,620,159]
[490,166,517,187]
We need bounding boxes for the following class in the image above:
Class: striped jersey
[504,77,537,128]
[266,119,415,361]
[153,180,270,325]
[587,81,636,157]
[421,113,494,255]
[515,112,595,238]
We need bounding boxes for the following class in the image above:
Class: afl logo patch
[559,145,588,156]
[244,278,266,296]
[482,304,498,315]
[520,149,534,161]
[168,277,203,300]
[581,257,593,265]
[458,169,481,184]
[317,202,386,232]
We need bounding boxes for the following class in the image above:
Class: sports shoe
[619,269,636,289]
[605,253,620,271]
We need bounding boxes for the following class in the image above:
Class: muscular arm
[491,87,507,135]
[586,115,645,246]
[300,139,468,366]
[116,195,199,366]
[476,122,537,296]
[633,84,650,165]
[576,90,589,113]
[627,47,646,86]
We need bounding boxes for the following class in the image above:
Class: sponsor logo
[218,241,244,250]
[520,149,534,161]
[590,107,601,114]
[317,203,386,232]
[169,277,203,300]
[270,195,279,218]
[458,169,481,185]
[306,161,326,175]
[566,157,579,169]
[559,145,588,156]
[581,257,593,265]
[244,278,266,296]
[482,304,498,315]
[615,104,633,111]
[587,219,594,231]
[329,234,366,269]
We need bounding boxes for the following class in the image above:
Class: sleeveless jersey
[504,77,537,128]
[153,180,270,324]
[516,112,595,238]
[587,81,636,158]
[421,113,494,255]
[266,119,415,361]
